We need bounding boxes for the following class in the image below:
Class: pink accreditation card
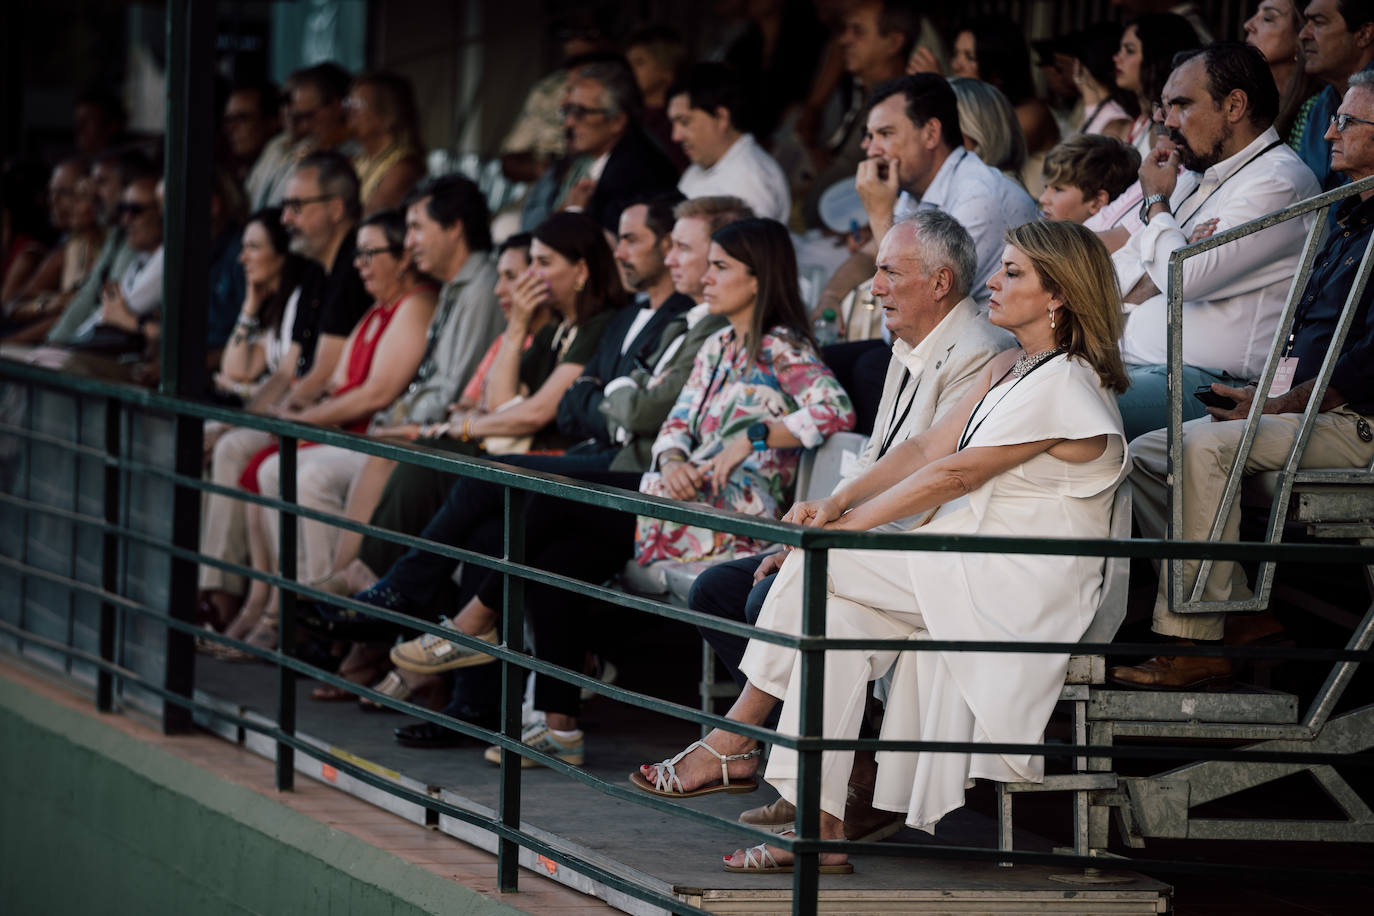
[1269,357,1299,397]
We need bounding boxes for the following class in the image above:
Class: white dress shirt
[1112,127,1320,378]
[678,133,791,224]
[894,149,1040,305]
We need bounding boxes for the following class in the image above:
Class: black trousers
[469,469,644,717]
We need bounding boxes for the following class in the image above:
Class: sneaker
[483,722,585,769]
[390,619,499,673]
[739,796,795,834]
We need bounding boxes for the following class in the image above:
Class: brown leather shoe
[843,780,906,842]
[1109,652,1234,690]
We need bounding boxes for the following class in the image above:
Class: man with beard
[1112,42,1320,440]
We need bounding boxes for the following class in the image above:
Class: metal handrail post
[97,398,121,712]
[276,436,297,790]
[1181,206,1330,606]
[792,547,828,916]
[498,486,528,892]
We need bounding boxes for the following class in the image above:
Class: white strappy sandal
[628,738,761,798]
[722,833,855,875]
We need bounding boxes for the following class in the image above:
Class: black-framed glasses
[1330,113,1374,133]
[353,245,401,266]
[560,102,609,121]
[281,194,334,214]
[116,202,153,219]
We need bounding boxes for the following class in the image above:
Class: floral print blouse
[635,325,856,564]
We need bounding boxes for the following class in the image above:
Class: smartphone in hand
[1193,384,1237,410]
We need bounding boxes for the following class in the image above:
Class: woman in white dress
[630,220,1131,873]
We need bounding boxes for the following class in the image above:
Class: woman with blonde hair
[632,220,1130,874]
[347,71,426,215]
[949,77,1030,186]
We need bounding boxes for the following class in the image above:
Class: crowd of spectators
[5,0,1374,874]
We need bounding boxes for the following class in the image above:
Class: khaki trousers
[198,427,275,595]
[256,445,371,586]
[1131,407,1374,640]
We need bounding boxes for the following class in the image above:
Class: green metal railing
[3,355,1374,916]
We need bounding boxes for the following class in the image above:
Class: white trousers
[1131,407,1374,639]
[198,427,275,595]
[740,547,925,821]
[256,444,370,586]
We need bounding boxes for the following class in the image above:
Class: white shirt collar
[889,297,967,376]
[917,148,972,210]
[1198,127,1282,187]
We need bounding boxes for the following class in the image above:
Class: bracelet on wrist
[460,417,474,441]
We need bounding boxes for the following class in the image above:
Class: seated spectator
[223,79,282,201]
[1061,23,1139,137]
[625,25,690,172]
[347,211,625,603]
[560,60,680,234]
[347,71,426,215]
[949,78,1030,184]
[1038,134,1142,223]
[1113,73,1374,689]
[290,62,355,156]
[858,74,1040,304]
[303,174,503,595]
[1112,42,1320,440]
[210,208,313,404]
[347,199,754,745]
[689,210,1012,838]
[670,63,791,224]
[631,220,1129,872]
[1244,0,1322,147]
[196,152,369,627]
[243,73,308,210]
[1114,14,1204,159]
[498,30,612,185]
[949,19,1061,166]
[802,0,919,228]
[383,218,855,765]
[212,208,437,656]
[4,158,105,338]
[72,89,129,157]
[44,151,156,345]
[204,168,250,367]
[0,159,56,304]
[1294,0,1374,186]
[66,172,163,354]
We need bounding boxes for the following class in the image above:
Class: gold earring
[574,277,586,293]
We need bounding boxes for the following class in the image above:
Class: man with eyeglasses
[558,59,679,234]
[288,62,355,157]
[1111,41,1320,441]
[1116,70,1374,690]
[1295,0,1374,187]
[223,79,292,211]
[274,150,371,410]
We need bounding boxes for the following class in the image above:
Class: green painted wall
[0,676,525,916]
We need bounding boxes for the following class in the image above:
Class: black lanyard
[957,354,1062,451]
[877,370,919,459]
[1171,139,1284,224]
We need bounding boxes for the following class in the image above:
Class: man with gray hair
[560,59,680,233]
[689,209,1012,840]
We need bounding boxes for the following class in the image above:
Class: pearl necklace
[1010,346,1065,378]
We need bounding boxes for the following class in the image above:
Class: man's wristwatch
[1139,193,1170,225]
[747,421,769,452]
